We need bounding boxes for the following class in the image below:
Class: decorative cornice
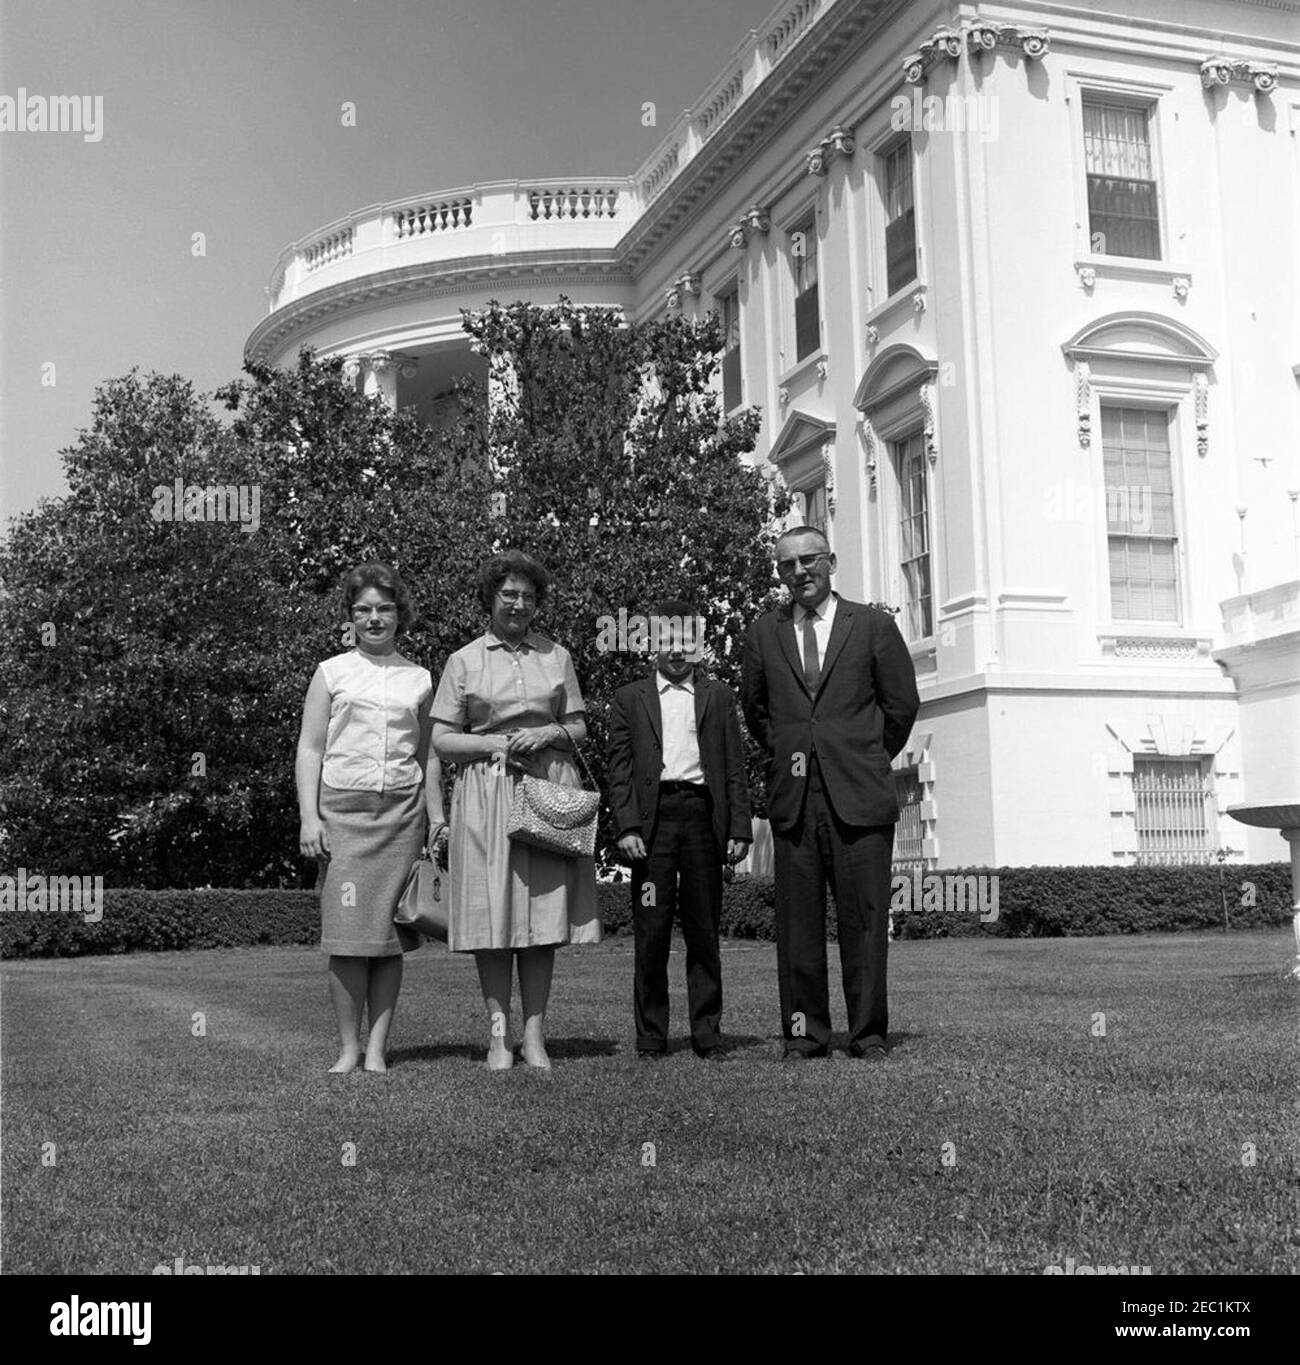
[902,26,963,84]
[1200,56,1278,93]
[616,0,886,273]
[805,124,854,176]
[906,20,1050,83]
[728,205,771,250]
[666,270,701,308]
[244,251,634,363]
[964,21,1050,60]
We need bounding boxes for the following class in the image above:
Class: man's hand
[618,833,647,862]
[726,839,750,864]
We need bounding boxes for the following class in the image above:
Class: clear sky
[0,0,779,519]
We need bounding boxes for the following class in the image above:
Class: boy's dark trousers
[632,783,723,1054]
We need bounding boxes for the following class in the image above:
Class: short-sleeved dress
[316,650,432,957]
[432,630,601,952]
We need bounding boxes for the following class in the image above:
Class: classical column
[363,351,397,407]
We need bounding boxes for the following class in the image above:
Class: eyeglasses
[497,590,537,606]
[351,603,398,618]
[775,553,830,575]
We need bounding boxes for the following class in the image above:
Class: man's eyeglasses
[351,603,398,618]
[497,590,537,606]
[775,552,830,575]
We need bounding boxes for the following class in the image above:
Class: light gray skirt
[319,783,424,957]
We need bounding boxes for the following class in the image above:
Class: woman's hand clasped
[505,725,557,757]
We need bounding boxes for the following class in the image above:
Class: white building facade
[246,0,1300,869]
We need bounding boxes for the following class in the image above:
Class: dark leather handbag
[394,826,449,941]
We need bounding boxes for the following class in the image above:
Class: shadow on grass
[388,1036,624,1067]
[388,1043,482,1066]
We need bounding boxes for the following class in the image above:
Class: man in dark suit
[607,600,752,1061]
[741,527,920,1061]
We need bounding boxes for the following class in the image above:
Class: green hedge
[0,889,321,960]
[888,863,1292,939]
[0,865,1291,960]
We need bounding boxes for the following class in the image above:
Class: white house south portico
[247,0,1300,873]
[245,179,641,426]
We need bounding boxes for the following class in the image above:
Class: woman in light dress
[432,550,600,1071]
[296,563,446,1073]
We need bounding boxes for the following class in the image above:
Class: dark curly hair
[476,549,550,614]
[340,562,415,635]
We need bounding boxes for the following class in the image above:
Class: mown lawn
[4,931,1297,1274]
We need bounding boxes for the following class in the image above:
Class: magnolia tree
[0,360,490,887]
[0,304,790,888]
[452,298,791,859]
[0,371,305,887]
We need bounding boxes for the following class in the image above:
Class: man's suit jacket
[741,595,920,832]
[607,673,752,855]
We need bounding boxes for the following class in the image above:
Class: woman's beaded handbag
[506,737,600,858]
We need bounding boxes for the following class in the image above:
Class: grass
[3,930,1297,1274]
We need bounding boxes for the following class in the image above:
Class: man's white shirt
[793,591,838,663]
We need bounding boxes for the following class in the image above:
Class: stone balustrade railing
[527,186,622,221]
[632,0,829,204]
[266,0,843,308]
[394,197,474,238]
[303,226,354,272]
[266,178,640,310]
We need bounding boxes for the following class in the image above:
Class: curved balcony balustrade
[262,0,844,313]
[264,179,642,313]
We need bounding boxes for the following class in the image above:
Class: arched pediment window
[853,345,939,493]
[854,344,938,419]
[768,409,835,533]
[1061,312,1216,452]
[853,345,940,644]
[1061,313,1217,368]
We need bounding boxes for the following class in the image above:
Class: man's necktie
[801,611,820,692]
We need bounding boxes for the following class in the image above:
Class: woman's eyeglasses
[497,590,537,606]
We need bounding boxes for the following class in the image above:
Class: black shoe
[693,1046,727,1062]
[848,1043,889,1062]
[636,1049,664,1063]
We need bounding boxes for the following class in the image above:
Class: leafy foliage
[0,302,786,886]
[460,299,790,853]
